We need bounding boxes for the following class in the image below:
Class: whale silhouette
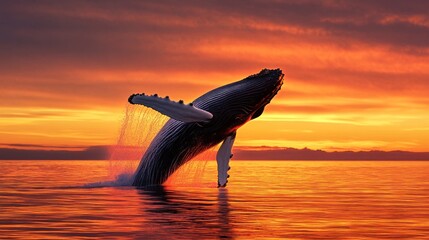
[128,68,284,187]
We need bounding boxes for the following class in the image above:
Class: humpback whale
[128,68,284,187]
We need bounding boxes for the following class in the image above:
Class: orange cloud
[1,1,429,152]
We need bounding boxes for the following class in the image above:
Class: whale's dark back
[132,69,283,186]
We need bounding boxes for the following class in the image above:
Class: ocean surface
[0,160,428,239]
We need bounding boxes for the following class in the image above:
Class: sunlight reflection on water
[1,160,429,239]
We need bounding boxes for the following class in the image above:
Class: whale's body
[129,69,284,187]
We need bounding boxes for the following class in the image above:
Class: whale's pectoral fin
[217,131,236,188]
[128,93,213,123]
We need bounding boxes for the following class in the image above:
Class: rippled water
[1,160,428,239]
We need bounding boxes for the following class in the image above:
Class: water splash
[165,145,218,187]
[108,104,168,184]
[107,103,216,187]
[83,172,135,188]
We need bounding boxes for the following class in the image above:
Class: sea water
[0,160,428,239]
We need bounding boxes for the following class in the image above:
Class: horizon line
[1,145,429,160]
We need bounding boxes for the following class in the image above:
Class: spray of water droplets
[108,103,217,186]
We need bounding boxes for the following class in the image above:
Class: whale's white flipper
[129,93,213,123]
[217,131,236,187]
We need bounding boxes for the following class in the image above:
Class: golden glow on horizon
[0,107,119,147]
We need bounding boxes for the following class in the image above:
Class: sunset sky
[1,0,429,155]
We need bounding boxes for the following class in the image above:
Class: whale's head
[195,68,284,132]
[236,68,284,120]
[127,68,284,135]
